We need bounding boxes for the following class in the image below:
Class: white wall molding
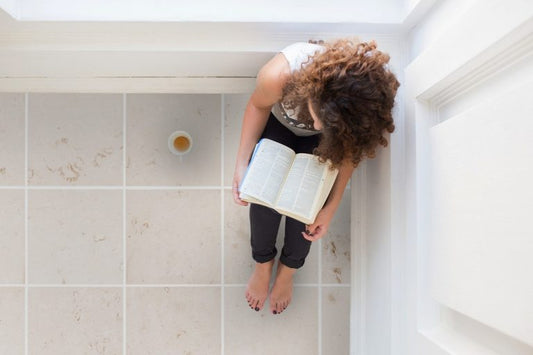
[405,0,533,100]
[431,30,533,110]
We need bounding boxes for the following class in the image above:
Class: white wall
[0,7,406,94]
[4,0,405,23]
[350,33,405,355]
[407,0,476,62]
[0,0,17,18]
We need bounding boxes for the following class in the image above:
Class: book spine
[238,138,263,191]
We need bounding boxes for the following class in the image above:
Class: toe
[251,298,259,310]
[270,301,277,314]
[258,299,266,310]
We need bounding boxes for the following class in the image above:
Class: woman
[232,39,399,315]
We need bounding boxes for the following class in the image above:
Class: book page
[275,154,328,220]
[239,139,295,206]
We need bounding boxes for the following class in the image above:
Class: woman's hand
[232,163,249,206]
[302,207,334,241]
[302,158,353,241]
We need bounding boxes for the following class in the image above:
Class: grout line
[318,238,322,355]
[1,186,223,190]
[0,186,120,190]
[362,164,367,354]
[23,284,225,288]
[0,185,352,191]
[126,186,222,190]
[24,92,28,355]
[220,94,225,355]
[122,93,127,355]
[357,161,367,355]
[0,283,350,288]
[220,94,226,355]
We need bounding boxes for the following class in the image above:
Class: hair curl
[281,39,400,169]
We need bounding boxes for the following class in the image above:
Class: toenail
[273,310,277,314]
[255,307,259,311]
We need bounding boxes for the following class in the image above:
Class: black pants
[249,113,321,269]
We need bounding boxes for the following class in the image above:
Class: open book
[239,138,339,225]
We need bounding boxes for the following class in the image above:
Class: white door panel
[429,79,533,346]
[403,0,533,354]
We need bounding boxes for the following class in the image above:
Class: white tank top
[271,42,325,137]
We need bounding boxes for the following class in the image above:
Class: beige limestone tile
[0,287,24,355]
[322,287,350,355]
[28,94,123,186]
[127,190,220,284]
[225,286,318,355]
[126,94,221,186]
[224,93,250,186]
[28,287,122,354]
[0,190,25,283]
[0,94,25,186]
[127,287,220,354]
[224,190,318,284]
[223,190,253,283]
[28,190,123,284]
[322,191,351,284]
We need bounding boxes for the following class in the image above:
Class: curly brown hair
[281,39,400,169]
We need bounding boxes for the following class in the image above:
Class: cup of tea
[168,131,193,156]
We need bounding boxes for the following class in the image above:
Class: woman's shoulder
[251,42,324,107]
[251,53,291,108]
[259,49,293,86]
[280,42,324,54]
[280,42,325,72]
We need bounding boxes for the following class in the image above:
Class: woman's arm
[232,53,290,205]
[303,159,354,241]
[323,160,355,215]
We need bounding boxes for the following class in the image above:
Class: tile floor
[0,93,351,355]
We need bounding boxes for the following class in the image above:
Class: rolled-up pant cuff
[279,254,305,269]
[252,249,277,264]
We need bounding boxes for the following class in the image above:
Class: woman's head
[282,39,400,169]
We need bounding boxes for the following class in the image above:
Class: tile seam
[220,94,225,355]
[318,238,322,355]
[0,283,349,287]
[24,92,28,355]
[123,93,127,355]
[0,185,352,190]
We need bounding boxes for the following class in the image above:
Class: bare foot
[245,260,274,311]
[269,262,296,314]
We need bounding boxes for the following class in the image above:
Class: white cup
[168,131,193,156]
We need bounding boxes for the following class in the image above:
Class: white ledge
[1,0,405,23]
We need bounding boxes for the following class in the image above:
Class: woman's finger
[302,232,314,241]
[232,185,248,206]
